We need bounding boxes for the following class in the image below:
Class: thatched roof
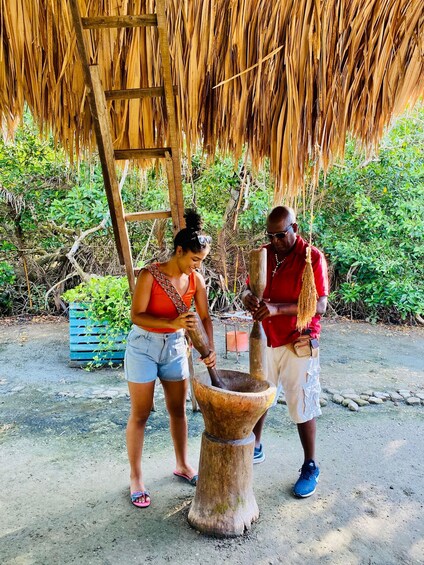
[1,1,423,198]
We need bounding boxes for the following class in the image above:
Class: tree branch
[66,213,110,283]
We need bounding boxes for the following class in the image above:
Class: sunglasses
[265,224,293,240]
[192,234,212,246]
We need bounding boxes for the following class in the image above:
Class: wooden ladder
[68,0,185,292]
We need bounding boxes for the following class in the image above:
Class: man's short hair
[268,206,296,224]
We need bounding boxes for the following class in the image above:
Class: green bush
[0,261,16,314]
[63,276,132,335]
[308,106,424,323]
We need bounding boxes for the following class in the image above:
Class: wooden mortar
[188,371,276,536]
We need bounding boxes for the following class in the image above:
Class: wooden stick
[249,248,267,380]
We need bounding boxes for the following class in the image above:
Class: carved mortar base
[188,370,276,537]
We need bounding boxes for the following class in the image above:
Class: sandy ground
[0,317,423,565]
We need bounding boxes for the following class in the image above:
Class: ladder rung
[105,86,178,100]
[114,148,171,160]
[81,15,157,29]
[125,210,172,222]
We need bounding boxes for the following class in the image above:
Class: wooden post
[249,248,267,380]
[188,371,276,536]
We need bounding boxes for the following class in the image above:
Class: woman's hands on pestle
[200,350,217,368]
[172,312,198,331]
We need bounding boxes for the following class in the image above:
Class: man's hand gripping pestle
[186,313,226,389]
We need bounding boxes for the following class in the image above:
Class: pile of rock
[323,388,424,411]
[277,389,424,412]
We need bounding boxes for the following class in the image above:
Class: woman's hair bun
[184,209,202,232]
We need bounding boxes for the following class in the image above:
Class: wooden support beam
[104,86,177,100]
[114,148,171,160]
[156,0,185,233]
[125,210,172,222]
[105,86,163,100]
[81,15,157,29]
[164,151,180,231]
[89,66,136,291]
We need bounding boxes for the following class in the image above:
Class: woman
[125,210,216,508]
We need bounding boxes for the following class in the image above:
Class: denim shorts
[124,325,190,383]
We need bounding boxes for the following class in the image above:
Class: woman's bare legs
[161,379,197,478]
[126,380,155,503]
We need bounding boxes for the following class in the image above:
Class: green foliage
[48,165,109,229]
[308,105,424,323]
[63,276,132,335]
[188,155,240,228]
[2,106,423,326]
[0,112,72,233]
[0,261,16,313]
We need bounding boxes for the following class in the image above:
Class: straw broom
[296,245,318,331]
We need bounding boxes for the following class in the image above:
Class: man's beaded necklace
[272,253,286,277]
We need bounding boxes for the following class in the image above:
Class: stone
[362,390,374,397]
[342,394,361,402]
[348,401,359,411]
[405,397,421,406]
[373,392,389,400]
[415,393,424,401]
[360,394,370,400]
[319,398,328,407]
[342,398,351,407]
[397,390,411,398]
[368,397,383,404]
[332,394,344,405]
[356,398,370,407]
[389,392,404,402]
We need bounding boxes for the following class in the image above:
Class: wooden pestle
[249,248,268,380]
[186,313,226,389]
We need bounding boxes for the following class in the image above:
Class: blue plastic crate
[69,302,127,367]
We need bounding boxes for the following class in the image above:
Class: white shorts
[266,344,322,424]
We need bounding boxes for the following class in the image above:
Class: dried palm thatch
[1,0,423,199]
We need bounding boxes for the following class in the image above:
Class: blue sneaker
[293,460,320,497]
[253,443,265,464]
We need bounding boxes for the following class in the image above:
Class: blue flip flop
[130,490,151,508]
[173,471,198,486]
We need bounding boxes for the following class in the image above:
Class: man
[242,206,328,498]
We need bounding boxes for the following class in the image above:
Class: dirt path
[0,318,423,565]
